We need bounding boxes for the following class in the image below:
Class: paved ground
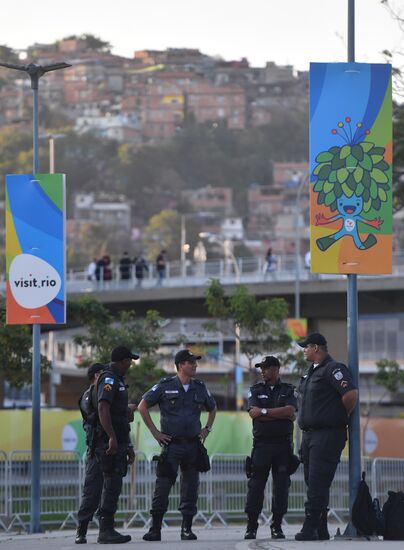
[0,524,402,549]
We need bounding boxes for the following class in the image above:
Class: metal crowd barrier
[0,451,403,531]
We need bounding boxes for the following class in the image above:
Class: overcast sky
[2,0,403,70]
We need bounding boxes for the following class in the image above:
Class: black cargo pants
[151,441,200,516]
[94,443,128,518]
[300,428,346,512]
[245,440,291,519]
[77,448,104,522]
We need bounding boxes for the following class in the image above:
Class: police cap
[87,362,104,381]
[297,332,327,348]
[111,345,140,362]
[174,349,202,366]
[254,355,280,368]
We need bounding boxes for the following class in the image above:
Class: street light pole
[0,60,71,534]
[294,174,308,319]
[199,232,243,410]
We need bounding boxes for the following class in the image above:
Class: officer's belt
[254,435,291,444]
[170,437,200,444]
[301,426,346,432]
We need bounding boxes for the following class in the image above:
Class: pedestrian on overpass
[138,349,216,541]
[295,333,358,541]
[244,356,297,540]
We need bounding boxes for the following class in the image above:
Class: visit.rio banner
[6,174,66,324]
[310,63,392,274]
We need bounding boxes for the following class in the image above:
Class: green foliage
[0,45,19,64]
[204,279,291,367]
[374,358,404,394]
[0,299,50,388]
[313,142,390,212]
[69,297,164,399]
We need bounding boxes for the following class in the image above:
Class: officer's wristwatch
[261,408,268,416]
[205,425,213,432]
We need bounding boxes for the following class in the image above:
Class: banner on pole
[310,63,392,274]
[6,173,66,324]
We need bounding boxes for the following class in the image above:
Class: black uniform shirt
[143,375,216,438]
[297,354,356,430]
[247,379,297,439]
[96,365,130,444]
[79,385,95,439]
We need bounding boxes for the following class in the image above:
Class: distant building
[182,186,233,216]
[221,217,244,240]
[74,192,131,229]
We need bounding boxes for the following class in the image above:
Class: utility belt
[301,426,346,432]
[170,436,200,444]
[254,435,292,444]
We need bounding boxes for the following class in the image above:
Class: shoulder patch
[103,377,115,385]
[160,376,175,384]
[103,384,112,392]
[151,384,159,392]
[247,390,252,398]
[333,369,343,381]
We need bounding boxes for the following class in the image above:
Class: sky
[1,0,403,71]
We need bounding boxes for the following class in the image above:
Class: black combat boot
[295,509,321,541]
[270,514,285,539]
[143,513,164,542]
[244,514,259,540]
[97,516,131,544]
[75,520,89,544]
[317,509,330,540]
[181,515,197,540]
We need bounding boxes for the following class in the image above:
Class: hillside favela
[1,28,404,540]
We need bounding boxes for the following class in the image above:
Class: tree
[0,297,50,404]
[69,297,165,401]
[374,358,404,397]
[204,279,291,385]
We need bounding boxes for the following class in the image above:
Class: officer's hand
[106,436,118,455]
[199,427,210,443]
[248,406,262,419]
[127,403,137,422]
[127,446,136,465]
[153,430,172,446]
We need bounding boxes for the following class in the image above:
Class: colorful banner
[6,173,66,324]
[310,63,392,274]
[1,410,404,459]
[287,318,308,341]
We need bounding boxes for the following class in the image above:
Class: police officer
[244,356,297,540]
[93,345,139,544]
[295,333,358,541]
[75,363,105,544]
[138,349,217,541]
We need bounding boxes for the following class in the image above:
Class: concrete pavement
[0,524,402,549]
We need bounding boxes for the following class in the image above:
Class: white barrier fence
[0,451,403,532]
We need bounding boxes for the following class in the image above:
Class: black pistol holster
[196,441,210,472]
[245,455,253,478]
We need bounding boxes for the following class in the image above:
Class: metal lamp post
[0,60,71,534]
[294,173,309,319]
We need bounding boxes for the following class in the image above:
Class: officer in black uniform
[75,363,105,544]
[244,356,297,540]
[93,345,139,544]
[138,349,217,542]
[295,333,358,541]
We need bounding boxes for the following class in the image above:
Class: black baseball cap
[111,346,140,362]
[254,356,280,369]
[174,349,202,365]
[298,332,327,348]
[87,363,105,381]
